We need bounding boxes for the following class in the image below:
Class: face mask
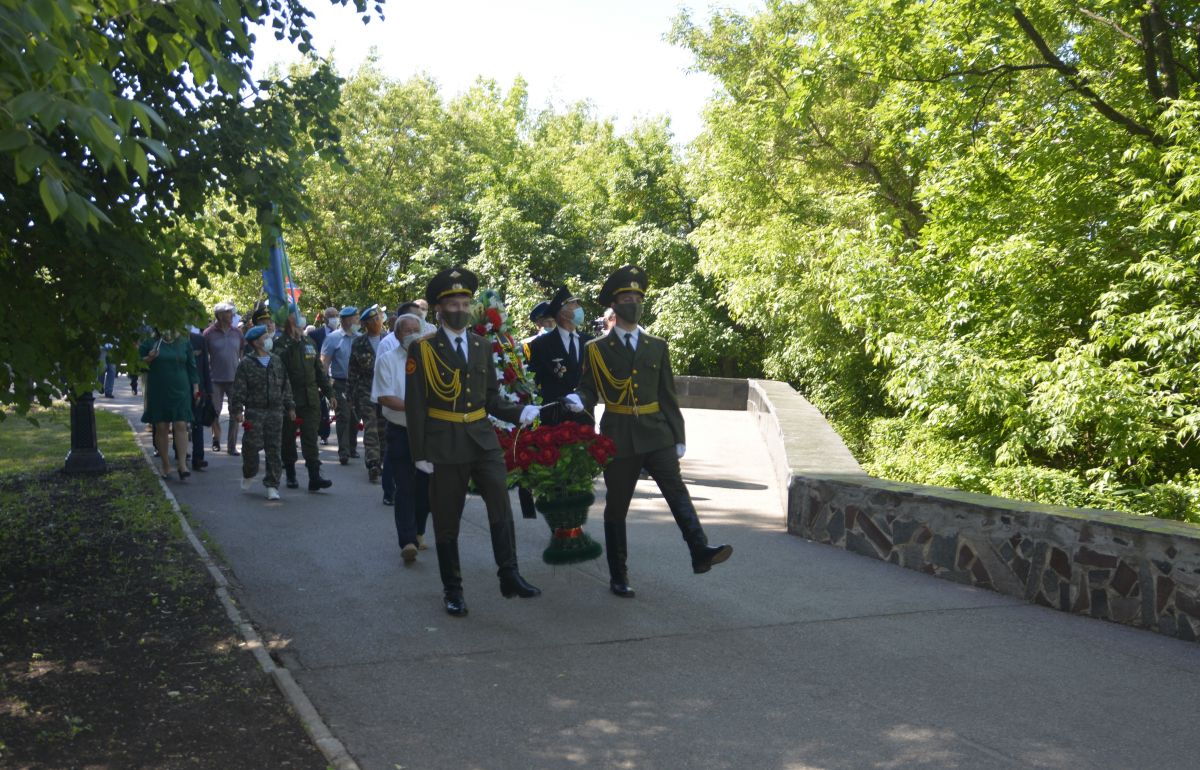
[402,332,422,350]
[613,302,643,324]
[442,309,470,331]
[261,337,273,353]
[327,318,337,329]
[571,307,585,326]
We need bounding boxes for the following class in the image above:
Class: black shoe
[320,438,328,445]
[610,580,636,598]
[191,462,207,472]
[286,475,299,489]
[339,457,349,465]
[382,494,394,506]
[499,571,541,599]
[368,466,380,484]
[692,544,733,574]
[177,469,191,480]
[228,448,240,457]
[212,438,220,452]
[350,451,360,459]
[444,592,468,617]
[308,475,333,492]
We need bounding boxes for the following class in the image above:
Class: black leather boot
[435,541,468,616]
[491,521,541,598]
[285,464,299,489]
[604,520,635,598]
[306,465,332,492]
[666,493,733,574]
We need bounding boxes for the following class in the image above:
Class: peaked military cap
[598,265,648,306]
[250,300,271,324]
[546,285,581,319]
[339,306,359,318]
[529,301,552,322]
[245,324,269,343]
[426,266,478,305]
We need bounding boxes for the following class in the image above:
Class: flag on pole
[262,218,302,326]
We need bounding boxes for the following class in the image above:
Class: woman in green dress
[139,329,199,480]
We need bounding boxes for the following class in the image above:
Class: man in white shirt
[378,301,436,359]
[373,313,431,564]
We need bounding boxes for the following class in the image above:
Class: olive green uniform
[349,333,386,480]
[276,332,333,482]
[230,353,294,488]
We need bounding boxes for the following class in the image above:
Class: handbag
[195,394,218,425]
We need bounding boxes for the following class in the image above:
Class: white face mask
[402,332,422,350]
[327,318,337,330]
[261,337,273,353]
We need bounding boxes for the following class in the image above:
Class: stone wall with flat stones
[674,376,748,411]
[740,378,1200,643]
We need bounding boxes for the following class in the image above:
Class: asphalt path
[101,386,1200,770]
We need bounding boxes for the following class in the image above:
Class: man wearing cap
[565,264,733,598]
[406,267,543,616]
[308,307,338,446]
[204,301,244,455]
[277,306,335,492]
[527,286,594,425]
[321,306,360,464]
[349,304,387,484]
[230,324,295,500]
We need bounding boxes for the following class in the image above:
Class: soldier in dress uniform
[276,305,335,492]
[349,304,387,483]
[526,285,593,425]
[406,267,543,617]
[230,324,295,501]
[565,265,733,598]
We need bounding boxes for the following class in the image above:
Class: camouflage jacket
[275,333,332,409]
[347,333,382,403]
[230,353,295,414]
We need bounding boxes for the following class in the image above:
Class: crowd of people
[121,264,731,616]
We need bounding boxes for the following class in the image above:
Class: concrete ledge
[675,376,749,411]
[739,377,1200,643]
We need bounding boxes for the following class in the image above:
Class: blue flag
[261,232,299,326]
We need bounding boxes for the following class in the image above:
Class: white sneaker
[416,533,427,551]
[266,487,280,501]
[401,543,418,564]
[240,477,253,492]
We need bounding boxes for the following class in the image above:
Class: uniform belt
[603,401,659,416]
[427,407,487,423]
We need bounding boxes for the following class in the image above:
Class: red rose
[472,324,487,336]
[502,367,517,384]
[486,308,503,328]
[578,424,595,439]
[517,449,535,469]
[538,446,560,466]
[492,342,503,354]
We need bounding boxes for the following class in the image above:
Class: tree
[0,0,382,414]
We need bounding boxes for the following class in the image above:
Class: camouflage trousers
[354,392,386,474]
[332,379,358,461]
[282,404,322,474]
[242,406,284,488]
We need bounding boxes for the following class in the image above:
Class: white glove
[564,394,583,413]
[676,444,686,459]
[519,405,541,425]
[415,460,434,474]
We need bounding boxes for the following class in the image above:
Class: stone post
[64,391,107,474]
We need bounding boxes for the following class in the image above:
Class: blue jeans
[385,422,429,548]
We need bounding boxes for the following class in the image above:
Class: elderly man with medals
[526,286,594,427]
[406,267,543,617]
[564,265,733,598]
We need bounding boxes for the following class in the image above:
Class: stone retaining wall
[674,376,748,411]
[740,378,1200,643]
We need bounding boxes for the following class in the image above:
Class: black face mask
[442,309,470,331]
[613,302,643,324]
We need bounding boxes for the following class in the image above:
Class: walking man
[204,301,243,455]
[407,267,542,616]
[321,306,360,465]
[308,307,338,445]
[565,264,733,598]
[277,306,335,492]
[349,304,387,484]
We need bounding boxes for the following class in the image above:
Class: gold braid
[419,340,463,404]
[587,343,636,409]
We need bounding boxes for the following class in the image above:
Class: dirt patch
[0,458,330,769]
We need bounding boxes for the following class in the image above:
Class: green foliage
[675,0,1200,521]
[0,0,382,414]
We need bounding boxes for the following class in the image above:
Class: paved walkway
[102,387,1200,770]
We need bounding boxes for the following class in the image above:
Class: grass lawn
[0,405,329,769]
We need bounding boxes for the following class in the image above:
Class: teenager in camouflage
[230,324,296,501]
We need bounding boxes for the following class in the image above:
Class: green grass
[0,406,141,475]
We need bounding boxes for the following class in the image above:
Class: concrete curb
[124,417,361,770]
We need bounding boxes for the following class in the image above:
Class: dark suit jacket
[527,328,593,403]
[189,331,213,397]
[307,325,328,351]
[406,328,524,464]
[576,329,684,458]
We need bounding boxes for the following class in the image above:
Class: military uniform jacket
[406,328,525,464]
[347,334,380,402]
[276,333,332,409]
[527,328,593,403]
[230,353,295,415]
[576,329,685,458]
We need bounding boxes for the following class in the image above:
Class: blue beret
[245,325,268,343]
[360,304,381,322]
[339,306,358,318]
[529,301,552,322]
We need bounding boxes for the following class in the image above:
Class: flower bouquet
[498,421,617,564]
[470,289,539,425]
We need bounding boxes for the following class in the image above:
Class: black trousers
[603,444,707,550]
[429,447,518,573]
[385,422,429,547]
